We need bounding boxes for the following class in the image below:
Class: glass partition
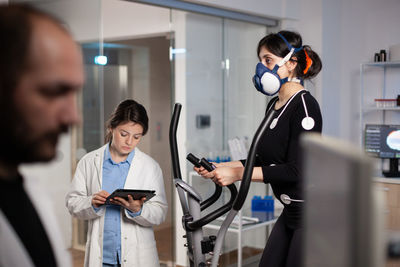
[22,0,175,265]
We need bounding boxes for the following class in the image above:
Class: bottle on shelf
[380,49,387,62]
[374,53,380,62]
[251,195,274,221]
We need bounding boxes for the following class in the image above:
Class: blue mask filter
[252,33,303,96]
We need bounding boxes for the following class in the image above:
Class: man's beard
[0,106,68,164]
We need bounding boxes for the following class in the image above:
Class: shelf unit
[359,61,400,177]
[359,61,400,142]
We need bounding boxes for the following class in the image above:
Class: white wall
[103,0,170,41]
[37,0,171,43]
[320,0,400,144]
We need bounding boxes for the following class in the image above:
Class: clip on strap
[277,47,295,67]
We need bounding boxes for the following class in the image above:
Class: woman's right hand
[193,165,215,179]
[92,190,110,208]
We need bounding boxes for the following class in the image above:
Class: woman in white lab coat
[66,99,168,267]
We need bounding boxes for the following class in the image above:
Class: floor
[70,227,174,267]
[70,226,262,267]
[218,247,263,267]
[70,249,171,267]
[70,249,84,267]
[154,226,174,264]
[71,247,261,267]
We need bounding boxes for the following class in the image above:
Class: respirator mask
[252,33,303,96]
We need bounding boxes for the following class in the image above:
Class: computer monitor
[301,133,385,267]
[364,124,400,177]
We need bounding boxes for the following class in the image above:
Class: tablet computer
[105,189,156,205]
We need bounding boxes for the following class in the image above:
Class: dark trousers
[259,214,302,267]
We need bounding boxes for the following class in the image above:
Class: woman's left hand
[110,195,146,213]
[212,166,243,186]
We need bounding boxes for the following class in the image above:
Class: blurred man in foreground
[0,4,83,266]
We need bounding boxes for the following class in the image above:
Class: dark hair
[257,30,322,80]
[0,4,67,115]
[105,99,149,143]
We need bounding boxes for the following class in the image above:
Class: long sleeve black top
[245,90,322,228]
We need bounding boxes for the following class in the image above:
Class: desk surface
[374,177,400,184]
[204,216,278,233]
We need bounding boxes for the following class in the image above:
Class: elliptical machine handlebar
[185,153,238,231]
[186,153,222,211]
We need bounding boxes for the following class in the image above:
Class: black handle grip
[200,158,215,172]
[186,153,222,211]
[187,153,201,168]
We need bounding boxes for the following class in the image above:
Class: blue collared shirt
[101,144,140,264]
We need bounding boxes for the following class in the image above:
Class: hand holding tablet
[105,189,156,205]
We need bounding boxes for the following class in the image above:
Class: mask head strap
[277,33,303,53]
[276,33,303,67]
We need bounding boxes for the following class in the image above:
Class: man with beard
[0,4,83,267]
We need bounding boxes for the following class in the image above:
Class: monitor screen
[301,133,385,267]
[364,124,400,159]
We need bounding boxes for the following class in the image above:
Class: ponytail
[300,45,322,80]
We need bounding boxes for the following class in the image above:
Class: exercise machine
[169,103,276,266]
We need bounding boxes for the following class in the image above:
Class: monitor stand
[383,159,400,178]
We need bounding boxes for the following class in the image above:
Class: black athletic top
[245,90,322,228]
[0,174,57,267]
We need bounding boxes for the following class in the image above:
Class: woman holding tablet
[66,99,167,267]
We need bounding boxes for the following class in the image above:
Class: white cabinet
[374,178,400,267]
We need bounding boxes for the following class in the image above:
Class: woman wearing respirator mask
[194,31,323,267]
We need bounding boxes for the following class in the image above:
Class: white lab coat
[66,145,168,267]
[0,176,72,267]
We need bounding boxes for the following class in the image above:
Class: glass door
[223,19,269,266]
[170,9,269,266]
